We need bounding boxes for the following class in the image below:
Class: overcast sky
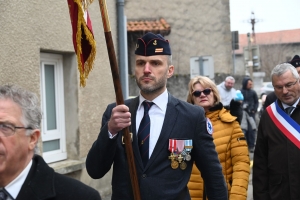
[230,0,300,34]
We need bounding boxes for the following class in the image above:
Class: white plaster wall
[0,0,117,196]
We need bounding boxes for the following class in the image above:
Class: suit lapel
[146,94,179,170]
[128,97,144,169]
[17,155,55,200]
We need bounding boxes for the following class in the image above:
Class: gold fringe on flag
[74,0,96,87]
[82,0,94,11]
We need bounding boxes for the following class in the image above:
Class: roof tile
[235,29,300,54]
[127,18,171,35]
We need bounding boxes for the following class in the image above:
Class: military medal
[176,140,184,163]
[171,159,179,169]
[168,139,178,169]
[180,161,187,170]
[184,140,193,161]
[185,154,191,161]
[176,140,186,170]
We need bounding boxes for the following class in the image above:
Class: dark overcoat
[86,94,227,200]
[253,100,300,200]
[16,155,101,200]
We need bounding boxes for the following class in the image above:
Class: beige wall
[0,0,117,197]
[125,0,233,75]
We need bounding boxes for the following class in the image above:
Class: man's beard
[225,86,232,90]
[136,75,167,94]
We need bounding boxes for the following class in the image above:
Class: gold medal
[177,154,183,163]
[171,160,179,169]
[180,161,187,170]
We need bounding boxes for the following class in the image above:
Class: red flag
[67,0,96,87]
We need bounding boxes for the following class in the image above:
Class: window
[40,53,67,163]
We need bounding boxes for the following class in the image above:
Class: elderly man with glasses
[253,63,300,200]
[0,84,101,200]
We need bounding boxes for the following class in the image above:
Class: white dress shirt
[137,89,168,158]
[5,160,32,199]
[282,98,300,115]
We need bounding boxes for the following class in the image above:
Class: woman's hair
[187,76,220,106]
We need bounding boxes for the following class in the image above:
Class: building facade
[0,0,234,197]
[0,0,118,197]
[125,0,233,76]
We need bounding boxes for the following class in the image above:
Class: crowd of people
[1,32,300,200]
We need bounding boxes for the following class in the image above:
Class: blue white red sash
[266,101,300,149]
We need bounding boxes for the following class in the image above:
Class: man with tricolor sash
[253,63,300,200]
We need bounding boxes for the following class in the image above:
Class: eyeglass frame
[192,88,212,97]
[0,123,33,137]
[273,79,299,91]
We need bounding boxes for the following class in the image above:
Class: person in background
[86,32,227,200]
[263,55,300,110]
[253,63,300,200]
[228,90,244,124]
[217,76,236,106]
[241,109,257,137]
[217,76,243,124]
[241,77,258,152]
[258,94,267,119]
[187,76,250,200]
[0,84,101,200]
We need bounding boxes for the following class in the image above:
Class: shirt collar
[5,159,32,199]
[139,89,168,112]
[282,98,300,109]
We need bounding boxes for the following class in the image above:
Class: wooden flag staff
[98,0,141,199]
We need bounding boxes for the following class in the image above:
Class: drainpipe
[117,0,129,99]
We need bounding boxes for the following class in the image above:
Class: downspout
[117,0,129,99]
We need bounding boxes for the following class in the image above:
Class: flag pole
[98,0,141,199]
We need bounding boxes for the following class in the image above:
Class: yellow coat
[188,106,250,200]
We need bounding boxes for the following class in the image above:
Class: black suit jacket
[16,155,101,200]
[86,94,227,200]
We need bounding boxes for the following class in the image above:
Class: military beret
[135,32,171,56]
[290,55,300,68]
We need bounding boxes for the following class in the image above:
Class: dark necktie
[0,189,7,200]
[285,107,294,116]
[138,101,154,167]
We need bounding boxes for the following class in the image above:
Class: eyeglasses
[273,79,298,91]
[192,88,212,97]
[0,123,32,137]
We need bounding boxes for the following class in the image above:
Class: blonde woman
[187,76,250,200]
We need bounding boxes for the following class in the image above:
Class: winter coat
[224,99,243,124]
[241,77,259,114]
[188,103,250,200]
[253,100,300,200]
[241,110,257,131]
[263,91,277,110]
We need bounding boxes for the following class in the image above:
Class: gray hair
[225,76,235,82]
[271,63,299,80]
[0,84,42,134]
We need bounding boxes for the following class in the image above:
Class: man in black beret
[86,32,227,200]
